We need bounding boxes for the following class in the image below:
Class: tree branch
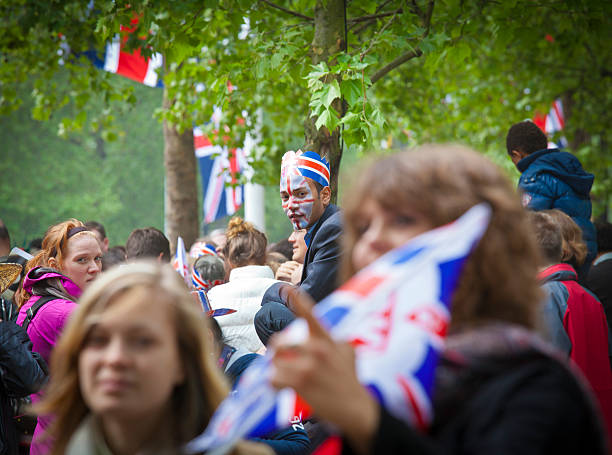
[360,9,401,60]
[371,48,423,84]
[259,0,313,21]
[350,0,395,33]
[349,10,403,23]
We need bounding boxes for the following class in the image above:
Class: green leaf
[322,79,341,108]
[340,79,361,107]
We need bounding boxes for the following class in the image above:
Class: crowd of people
[0,120,611,454]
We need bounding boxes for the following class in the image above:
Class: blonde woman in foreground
[37,261,271,455]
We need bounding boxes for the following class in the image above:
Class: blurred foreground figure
[37,262,271,455]
[270,145,608,454]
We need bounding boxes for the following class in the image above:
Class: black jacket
[0,321,48,455]
[342,325,608,455]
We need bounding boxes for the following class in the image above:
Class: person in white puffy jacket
[207,217,281,353]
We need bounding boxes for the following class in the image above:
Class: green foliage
[1,0,611,231]
[0,77,164,247]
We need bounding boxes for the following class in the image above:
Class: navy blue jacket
[517,149,597,264]
[262,204,343,305]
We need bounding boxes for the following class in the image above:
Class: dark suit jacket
[263,204,343,305]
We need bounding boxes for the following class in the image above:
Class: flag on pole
[172,236,189,285]
[186,203,492,454]
[194,123,246,224]
[533,98,567,148]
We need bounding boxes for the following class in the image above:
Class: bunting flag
[172,236,189,284]
[533,98,567,148]
[194,124,246,224]
[186,203,492,454]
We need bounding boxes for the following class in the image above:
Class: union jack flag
[189,242,217,259]
[86,17,163,87]
[172,236,189,285]
[533,98,567,148]
[186,203,492,454]
[194,123,246,224]
[191,290,236,317]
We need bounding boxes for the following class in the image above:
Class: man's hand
[275,261,302,285]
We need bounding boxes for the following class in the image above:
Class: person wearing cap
[255,150,343,345]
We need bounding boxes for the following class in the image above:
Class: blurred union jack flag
[194,119,246,224]
[172,236,189,285]
[533,98,568,148]
[186,203,492,454]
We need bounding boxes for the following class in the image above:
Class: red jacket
[540,263,612,441]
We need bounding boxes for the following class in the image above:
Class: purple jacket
[15,267,81,455]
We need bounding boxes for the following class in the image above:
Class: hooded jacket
[539,263,612,439]
[15,267,81,455]
[517,149,597,264]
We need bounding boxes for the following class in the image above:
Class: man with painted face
[255,150,343,345]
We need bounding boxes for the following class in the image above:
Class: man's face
[280,174,326,230]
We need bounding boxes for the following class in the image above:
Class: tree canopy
[1,0,610,245]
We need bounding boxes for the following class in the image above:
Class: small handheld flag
[172,236,189,285]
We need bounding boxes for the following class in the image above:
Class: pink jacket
[16,267,81,455]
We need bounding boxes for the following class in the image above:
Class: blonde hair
[342,144,542,331]
[223,217,268,268]
[15,219,97,307]
[37,262,232,455]
[543,209,588,267]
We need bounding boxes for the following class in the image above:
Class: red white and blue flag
[172,236,189,285]
[86,17,163,87]
[194,123,246,224]
[533,98,567,148]
[186,203,492,454]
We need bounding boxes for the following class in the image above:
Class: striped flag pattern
[186,203,492,454]
[533,98,567,148]
[194,126,245,224]
[172,236,189,285]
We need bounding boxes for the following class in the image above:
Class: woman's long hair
[37,262,232,455]
[15,219,85,307]
[342,144,542,332]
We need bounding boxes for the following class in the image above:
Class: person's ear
[48,256,59,269]
[509,150,523,166]
[157,252,164,263]
[103,237,109,250]
[320,186,331,206]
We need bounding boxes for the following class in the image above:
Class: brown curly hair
[223,217,268,268]
[342,144,542,332]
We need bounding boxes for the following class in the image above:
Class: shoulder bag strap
[21,295,56,331]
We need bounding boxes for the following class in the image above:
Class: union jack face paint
[280,150,329,230]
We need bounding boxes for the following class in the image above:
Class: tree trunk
[162,88,199,253]
[304,0,346,203]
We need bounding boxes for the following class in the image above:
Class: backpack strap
[21,296,56,331]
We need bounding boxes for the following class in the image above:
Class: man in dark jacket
[255,150,342,345]
[506,121,597,268]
